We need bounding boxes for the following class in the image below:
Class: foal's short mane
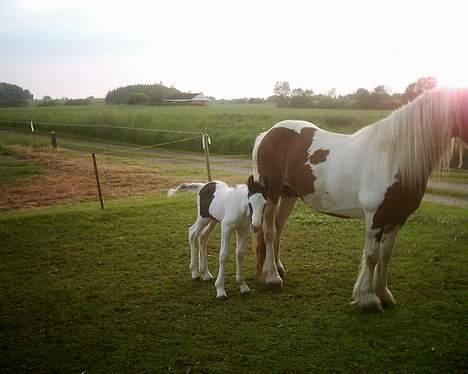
[362,88,465,190]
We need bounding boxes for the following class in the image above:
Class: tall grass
[0,104,389,154]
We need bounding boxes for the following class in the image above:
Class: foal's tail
[167,182,205,197]
[255,227,266,277]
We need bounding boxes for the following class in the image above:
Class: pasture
[0,103,467,372]
[1,195,467,372]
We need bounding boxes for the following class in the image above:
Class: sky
[1,0,468,99]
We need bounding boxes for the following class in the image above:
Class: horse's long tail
[255,227,266,277]
[167,182,205,197]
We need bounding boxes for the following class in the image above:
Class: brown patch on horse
[372,177,426,242]
[309,149,330,165]
[257,126,319,202]
[199,182,216,219]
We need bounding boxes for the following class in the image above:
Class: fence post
[50,132,57,148]
[203,128,212,182]
[30,121,36,150]
[91,153,104,209]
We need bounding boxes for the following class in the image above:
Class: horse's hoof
[216,293,228,300]
[240,284,251,294]
[191,271,201,280]
[200,271,214,281]
[351,294,384,313]
[263,276,283,291]
[378,288,396,309]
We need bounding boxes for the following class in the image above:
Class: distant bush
[0,82,33,107]
[105,83,180,105]
[37,99,60,107]
[127,93,149,105]
[64,98,91,106]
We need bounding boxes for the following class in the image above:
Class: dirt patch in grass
[0,146,188,211]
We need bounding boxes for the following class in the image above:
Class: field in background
[0,103,390,155]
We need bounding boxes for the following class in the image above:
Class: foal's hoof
[200,271,214,281]
[191,271,201,280]
[216,293,228,300]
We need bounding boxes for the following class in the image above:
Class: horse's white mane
[363,88,465,190]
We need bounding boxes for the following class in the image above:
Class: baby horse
[168,176,267,298]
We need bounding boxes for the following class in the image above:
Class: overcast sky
[1,0,468,99]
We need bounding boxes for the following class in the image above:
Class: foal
[168,176,267,298]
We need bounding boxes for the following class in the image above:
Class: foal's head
[247,175,267,233]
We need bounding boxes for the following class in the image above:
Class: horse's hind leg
[274,196,297,279]
[235,228,250,294]
[188,217,210,279]
[215,223,233,299]
[352,213,383,312]
[198,220,217,280]
[374,226,400,308]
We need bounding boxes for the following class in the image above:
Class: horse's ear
[247,175,254,187]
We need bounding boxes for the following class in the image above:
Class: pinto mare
[168,177,267,298]
[252,88,468,311]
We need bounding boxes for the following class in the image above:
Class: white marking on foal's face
[248,193,267,233]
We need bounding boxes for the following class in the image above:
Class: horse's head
[247,175,267,233]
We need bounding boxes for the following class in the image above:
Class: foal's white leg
[374,227,400,308]
[235,228,250,294]
[352,213,383,312]
[215,223,233,299]
[262,202,283,288]
[198,220,217,281]
[188,217,210,279]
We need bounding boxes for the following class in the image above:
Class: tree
[273,81,291,97]
[403,77,437,102]
[0,82,33,107]
[105,83,179,105]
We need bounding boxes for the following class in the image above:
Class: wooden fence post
[203,128,212,182]
[50,132,57,148]
[91,153,104,209]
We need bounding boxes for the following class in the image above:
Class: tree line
[0,83,33,107]
[271,77,437,109]
[105,83,180,105]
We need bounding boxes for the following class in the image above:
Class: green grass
[426,187,468,199]
[0,103,390,155]
[0,196,466,373]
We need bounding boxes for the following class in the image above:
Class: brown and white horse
[252,88,468,311]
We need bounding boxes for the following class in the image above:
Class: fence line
[0,119,204,135]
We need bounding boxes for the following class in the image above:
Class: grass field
[1,195,467,373]
[0,103,390,155]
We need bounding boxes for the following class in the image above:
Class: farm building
[163,92,210,104]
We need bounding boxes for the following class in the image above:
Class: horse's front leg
[262,202,283,288]
[235,228,250,294]
[215,223,232,299]
[352,213,383,312]
[274,196,297,279]
[374,226,400,308]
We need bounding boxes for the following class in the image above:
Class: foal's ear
[247,175,254,187]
